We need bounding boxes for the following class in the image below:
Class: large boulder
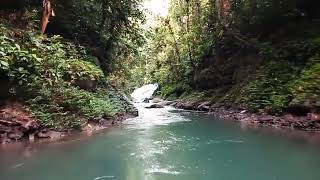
[174,101,195,110]
[145,104,164,109]
[197,102,211,111]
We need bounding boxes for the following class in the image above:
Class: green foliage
[0,20,136,129]
[224,54,320,113]
[135,0,320,115]
[0,33,35,77]
[53,0,146,75]
[159,82,192,99]
[107,36,147,93]
[3,0,318,119]
[289,56,320,108]
[139,0,215,87]
[258,38,320,62]
[51,0,147,93]
[65,59,104,82]
[160,85,176,98]
[27,84,121,129]
[59,87,119,119]
[232,61,298,112]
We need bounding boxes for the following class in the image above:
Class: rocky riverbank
[0,102,138,144]
[166,100,320,131]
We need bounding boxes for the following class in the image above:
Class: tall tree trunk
[40,0,55,34]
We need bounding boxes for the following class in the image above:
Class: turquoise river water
[1,104,320,180]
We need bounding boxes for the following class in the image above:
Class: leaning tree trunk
[40,0,55,34]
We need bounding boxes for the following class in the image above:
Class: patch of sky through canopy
[142,0,169,27]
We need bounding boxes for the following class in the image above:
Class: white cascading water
[126,83,189,129]
[130,84,159,103]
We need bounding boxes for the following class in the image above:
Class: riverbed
[1,104,320,180]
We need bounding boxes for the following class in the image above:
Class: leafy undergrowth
[289,60,320,109]
[0,19,136,130]
[159,37,320,115]
[225,39,320,113]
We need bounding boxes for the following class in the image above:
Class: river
[1,103,320,180]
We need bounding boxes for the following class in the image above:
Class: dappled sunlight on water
[1,104,320,180]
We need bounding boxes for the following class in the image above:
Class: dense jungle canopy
[0,0,319,134]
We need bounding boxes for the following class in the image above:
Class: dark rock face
[145,104,164,109]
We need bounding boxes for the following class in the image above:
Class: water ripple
[146,165,181,175]
[93,175,115,180]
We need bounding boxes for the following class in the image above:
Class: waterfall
[131,84,158,103]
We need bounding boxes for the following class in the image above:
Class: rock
[184,102,195,110]
[170,102,177,106]
[259,115,273,122]
[150,97,162,103]
[197,102,211,111]
[307,113,320,121]
[158,101,174,106]
[314,122,320,128]
[131,109,139,117]
[36,131,64,140]
[7,130,23,140]
[197,105,210,111]
[37,130,51,138]
[207,104,320,131]
[45,131,63,140]
[240,110,247,114]
[143,98,151,103]
[0,133,10,144]
[174,101,195,110]
[22,120,40,130]
[145,104,164,109]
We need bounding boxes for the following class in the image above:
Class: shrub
[0,21,135,129]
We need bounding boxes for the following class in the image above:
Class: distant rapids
[131,84,158,103]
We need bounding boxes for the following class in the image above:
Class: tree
[48,0,145,74]
[41,0,55,34]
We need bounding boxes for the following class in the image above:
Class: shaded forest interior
[0,0,319,138]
